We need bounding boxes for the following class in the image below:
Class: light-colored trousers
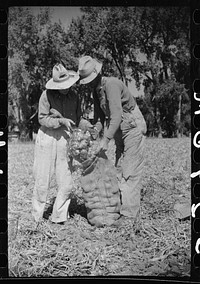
[32,126,72,223]
[114,105,147,218]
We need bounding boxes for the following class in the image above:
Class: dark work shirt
[38,89,81,129]
[94,77,136,139]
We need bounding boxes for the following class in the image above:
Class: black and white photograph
[7,6,191,278]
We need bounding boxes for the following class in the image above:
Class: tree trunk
[176,93,182,138]
[153,87,163,138]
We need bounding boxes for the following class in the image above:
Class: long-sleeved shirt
[93,77,136,140]
[38,88,81,129]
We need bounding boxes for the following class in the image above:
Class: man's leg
[32,128,56,222]
[51,132,72,223]
[119,127,145,218]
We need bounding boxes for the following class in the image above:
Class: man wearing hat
[78,56,147,225]
[32,63,81,225]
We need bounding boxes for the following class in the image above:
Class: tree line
[8,6,190,139]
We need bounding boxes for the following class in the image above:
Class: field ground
[8,137,191,278]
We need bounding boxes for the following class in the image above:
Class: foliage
[69,7,140,82]
[157,80,190,137]
[132,7,190,137]
[8,6,190,138]
[8,7,79,136]
[68,6,190,137]
[139,79,190,137]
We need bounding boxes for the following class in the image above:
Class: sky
[30,6,82,28]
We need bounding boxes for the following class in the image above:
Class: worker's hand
[98,137,108,153]
[59,118,75,131]
[78,118,93,132]
[88,127,99,139]
[97,137,109,158]
[88,121,103,139]
[100,137,109,151]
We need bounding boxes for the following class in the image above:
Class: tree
[68,7,190,137]
[134,7,190,137]
[8,7,34,134]
[8,7,78,137]
[69,7,141,84]
[8,6,190,138]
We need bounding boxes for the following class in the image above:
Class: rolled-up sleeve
[38,91,61,129]
[104,82,122,139]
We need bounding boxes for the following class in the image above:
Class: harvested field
[8,137,191,278]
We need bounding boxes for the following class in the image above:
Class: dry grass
[8,137,191,278]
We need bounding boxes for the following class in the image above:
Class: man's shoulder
[106,77,120,84]
[40,89,57,103]
[39,89,47,100]
[46,89,58,95]
[105,77,122,89]
[104,77,124,95]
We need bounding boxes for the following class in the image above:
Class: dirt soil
[8,137,191,278]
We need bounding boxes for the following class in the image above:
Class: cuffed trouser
[114,105,146,218]
[32,126,72,223]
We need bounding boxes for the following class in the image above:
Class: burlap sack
[68,128,121,227]
[80,157,121,227]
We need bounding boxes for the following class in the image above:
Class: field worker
[32,63,81,225]
[78,56,147,225]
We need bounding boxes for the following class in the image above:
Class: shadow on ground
[43,196,87,220]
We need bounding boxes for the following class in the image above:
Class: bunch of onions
[68,129,100,163]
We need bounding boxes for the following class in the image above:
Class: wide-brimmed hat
[46,64,79,89]
[78,56,102,84]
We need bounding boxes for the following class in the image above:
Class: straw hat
[46,64,79,89]
[78,56,102,84]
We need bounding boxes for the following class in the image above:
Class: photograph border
[1,0,199,281]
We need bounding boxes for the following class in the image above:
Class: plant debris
[8,137,191,277]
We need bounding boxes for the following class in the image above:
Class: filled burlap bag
[81,157,121,227]
[69,127,121,227]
